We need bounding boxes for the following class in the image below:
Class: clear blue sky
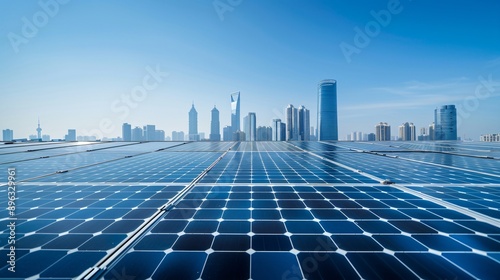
[1,0,499,140]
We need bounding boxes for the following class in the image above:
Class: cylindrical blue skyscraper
[317,79,338,141]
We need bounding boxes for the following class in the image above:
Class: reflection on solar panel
[0,140,499,279]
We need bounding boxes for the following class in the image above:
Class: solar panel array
[0,140,499,279]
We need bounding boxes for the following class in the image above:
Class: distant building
[36,119,42,140]
[435,105,457,140]
[3,129,13,141]
[367,133,376,141]
[298,106,310,141]
[122,123,132,141]
[210,106,221,141]
[398,122,416,141]
[428,122,435,141]
[172,131,185,141]
[286,104,298,141]
[188,104,199,141]
[156,130,165,141]
[480,134,500,142]
[231,92,241,133]
[223,126,232,141]
[199,132,206,140]
[317,79,338,140]
[132,127,144,141]
[375,122,391,141]
[246,113,256,141]
[257,126,272,141]
[42,134,51,141]
[65,129,76,141]
[272,119,284,141]
[233,130,246,141]
[144,125,156,141]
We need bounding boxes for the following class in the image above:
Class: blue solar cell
[413,235,471,251]
[152,252,206,279]
[389,221,438,234]
[286,221,324,234]
[281,210,315,220]
[152,220,188,233]
[372,235,428,251]
[40,251,106,278]
[347,253,419,280]
[251,252,301,280]
[252,235,292,251]
[252,221,287,234]
[42,234,93,249]
[201,252,250,280]
[321,221,363,233]
[212,235,250,251]
[218,221,251,233]
[184,221,218,233]
[223,209,251,219]
[444,253,500,280]
[422,221,474,234]
[79,234,127,250]
[451,234,500,251]
[172,234,214,250]
[133,234,178,250]
[0,250,66,279]
[311,209,348,220]
[355,221,401,233]
[396,253,475,280]
[252,209,281,220]
[291,235,337,251]
[102,220,144,233]
[103,252,164,280]
[331,235,384,251]
[298,252,360,280]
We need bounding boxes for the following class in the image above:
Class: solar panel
[0,141,499,279]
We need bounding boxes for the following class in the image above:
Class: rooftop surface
[1,140,499,279]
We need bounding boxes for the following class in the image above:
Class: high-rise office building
[317,79,338,140]
[223,126,232,141]
[375,122,391,141]
[132,127,144,141]
[122,123,132,141]
[367,133,376,141]
[434,105,457,140]
[428,122,435,141]
[398,122,416,141]
[272,119,284,141]
[171,131,184,141]
[210,106,221,141]
[36,118,42,140]
[189,104,199,141]
[298,106,310,141]
[246,112,256,141]
[2,129,13,141]
[65,129,76,141]
[42,135,51,141]
[257,126,272,141]
[155,130,165,141]
[243,115,249,141]
[231,92,241,134]
[144,125,156,141]
[286,104,298,141]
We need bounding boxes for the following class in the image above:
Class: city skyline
[1,1,499,140]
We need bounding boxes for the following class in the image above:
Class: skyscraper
[317,79,338,140]
[231,92,240,133]
[272,119,283,141]
[257,126,272,141]
[189,104,199,141]
[286,104,298,141]
[223,126,232,141]
[36,118,42,140]
[434,105,457,140]
[246,112,256,141]
[243,115,249,140]
[132,127,143,141]
[2,129,13,141]
[298,106,310,141]
[171,131,185,141]
[122,123,132,141]
[428,122,435,141]
[398,122,415,141]
[210,106,221,141]
[145,125,156,141]
[65,129,76,141]
[375,122,391,141]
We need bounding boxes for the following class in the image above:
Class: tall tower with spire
[36,118,42,140]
